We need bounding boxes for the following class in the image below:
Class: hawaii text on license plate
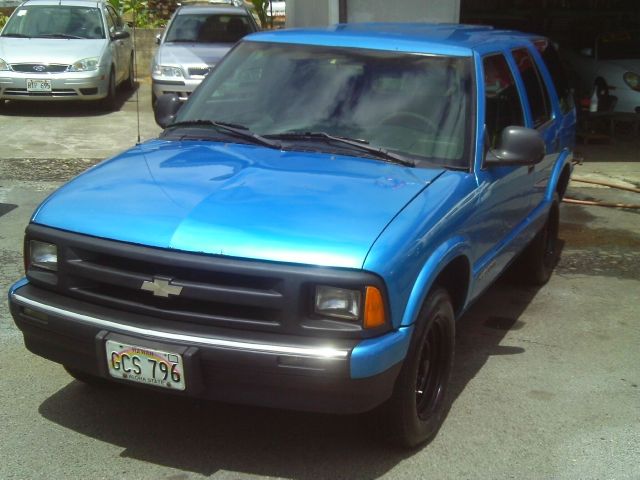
[106,340,186,390]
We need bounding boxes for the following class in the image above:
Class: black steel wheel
[385,288,455,448]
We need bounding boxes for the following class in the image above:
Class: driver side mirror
[155,93,183,128]
[485,126,545,167]
[112,30,130,41]
[156,33,162,45]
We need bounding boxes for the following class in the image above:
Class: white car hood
[157,42,231,67]
[0,37,106,64]
[605,58,640,73]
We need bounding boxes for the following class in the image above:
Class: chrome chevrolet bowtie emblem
[140,277,183,297]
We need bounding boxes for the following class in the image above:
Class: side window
[534,39,574,115]
[483,53,524,148]
[108,6,124,29]
[512,47,552,127]
[104,7,116,35]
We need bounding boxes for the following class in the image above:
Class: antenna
[133,7,141,145]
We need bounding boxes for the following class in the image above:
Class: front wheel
[100,69,117,111]
[384,288,455,448]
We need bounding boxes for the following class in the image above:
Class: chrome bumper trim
[10,293,349,359]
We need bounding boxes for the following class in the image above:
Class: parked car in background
[9,24,575,448]
[563,30,640,113]
[0,0,134,109]
[267,0,286,18]
[151,1,259,109]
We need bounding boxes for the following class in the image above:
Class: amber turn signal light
[364,286,386,328]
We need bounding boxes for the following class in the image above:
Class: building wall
[348,0,459,23]
[286,0,460,27]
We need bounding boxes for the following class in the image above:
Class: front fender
[546,148,573,201]
[400,237,471,327]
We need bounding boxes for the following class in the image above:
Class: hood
[603,58,640,73]
[157,42,231,67]
[0,37,106,64]
[33,141,444,269]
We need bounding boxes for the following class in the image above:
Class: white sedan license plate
[26,79,52,92]
[106,340,186,391]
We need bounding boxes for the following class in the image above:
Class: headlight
[623,72,640,92]
[29,240,58,271]
[69,57,100,72]
[0,58,9,71]
[315,285,361,320]
[152,64,184,78]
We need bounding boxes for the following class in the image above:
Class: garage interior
[461,0,640,49]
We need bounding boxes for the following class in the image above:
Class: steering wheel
[378,111,438,132]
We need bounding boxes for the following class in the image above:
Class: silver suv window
[165,13,251,43]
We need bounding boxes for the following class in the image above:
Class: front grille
[11,63,69,73]
[188,67,210,77]
[64,246,285,329]
[4,88,77,97]
[25,224,387,338]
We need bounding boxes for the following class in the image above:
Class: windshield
[178,42,472,168]
[165,13,250,43]
[2,5,104,39]
[597,31,640,60]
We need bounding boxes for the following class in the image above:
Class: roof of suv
[248,23,545,57]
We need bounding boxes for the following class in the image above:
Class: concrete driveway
[0,86,638,479]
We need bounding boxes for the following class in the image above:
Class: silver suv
[151,1,260,109]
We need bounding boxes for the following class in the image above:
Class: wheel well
[557,165,571,199]
[432,256,470,318]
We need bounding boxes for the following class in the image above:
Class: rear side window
[534,39,574,114]
[483,53,524,148]
[512,48,552,127]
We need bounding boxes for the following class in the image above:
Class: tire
[384,288,455,448]
[100,69,117,111]
[123,55,135,91]
[64,366,114,387]
[519,193,560,285]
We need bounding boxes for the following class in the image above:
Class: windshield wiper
[165,120,281,149]
[266,131,415,167]
[35,33,85,39]
[2,33,31,38]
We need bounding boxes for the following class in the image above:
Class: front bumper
[0,70,109,101]
[9,280,405,414]
[152,77,202,101]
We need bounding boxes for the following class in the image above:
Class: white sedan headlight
[153,64,184,78]
[69,57,100,72]
[623,72,640,92]
[0,58,9,71]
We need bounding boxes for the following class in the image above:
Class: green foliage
[250,0,270,28]
[109,0,166,28]
[0,14,8,29]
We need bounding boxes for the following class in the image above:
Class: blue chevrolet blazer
[9,24,575,447]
